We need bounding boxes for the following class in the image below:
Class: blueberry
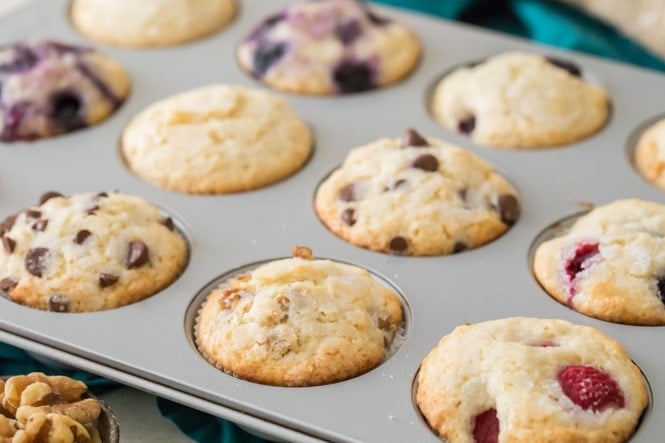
[50,92,83,131]
[333,60,374,93]
[248,13,286,40]
[335,20,363,45]
[0,103,28,141]
[0,44,38,74]
[657,277,665,304]
[253,42,286,77]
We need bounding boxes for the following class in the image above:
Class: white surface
[0,0,193,441]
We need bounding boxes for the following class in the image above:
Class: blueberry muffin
[533,199,665,325]
[70,0,236,48]
[0,191,187,312]
[121,84,312,194]
[0,40,130,142]
[237,0,421,95]
[416,317,648,443]
[314,129,520,256]
[431,52,609,149]
[634,117,665,191]
[194,246,403,386]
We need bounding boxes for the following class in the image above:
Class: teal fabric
[2,2,665,443]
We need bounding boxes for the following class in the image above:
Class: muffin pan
[0,1,663,441]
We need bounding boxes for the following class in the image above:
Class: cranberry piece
[564,242,599,284]
[473,408,499,443]
[558,365,624,412]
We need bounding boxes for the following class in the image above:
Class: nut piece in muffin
[0,40,130,142]
[533,199,665,325]
[195,246,403,386]
[0,191,187,312]
[416,317,648,443]
[314,128,520,256]
[121,84,312,194]
[237,0,421,95]
[70,0,236,48]
[0,372,116,443]
[431,52,609,149]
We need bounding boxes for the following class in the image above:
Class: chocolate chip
[2,236,15,253]
[25,209,41,219]
[32,219,48,232]
[0,277,17,291]
[546,57,581,77]
[333,60,374,93]
[253,42,286,77]
[25,247,49,277]
[390,179,408,191]
[39,191,63,205]
[411,154,439,172]
[338,183,357,202]
[96,192,108,198]
[388,236,408,252]
[496,194,520,226]
[48,294,70,313]
[126,241,149,269]
[336,20,363,45]
[0,214,17,235]
[99,273,119,288]
[341,208,356,226]
[453,241,467,253]
[458,115,476,134]
[86,205,99,215]
[74,229,91,245]
[458,188,468,201]
[161,217,175,231]
[402,128,429,148]
[657,277,665,305]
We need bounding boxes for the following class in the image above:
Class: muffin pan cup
[0,1,663,442]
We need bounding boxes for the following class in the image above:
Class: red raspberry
[473,408,499,443]
[558,365,625,412]
[565,242,599,283]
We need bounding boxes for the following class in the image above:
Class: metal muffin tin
[0,1,663,441]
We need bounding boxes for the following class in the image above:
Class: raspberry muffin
[431,52,609,149]
[416,317,648,443]
[70,0,236,48]
[533,199,665,325]
[314,129,520,256]
[634,117,665,191]
[0,40,130,142]
[194,246,403,386]
[237,0,421,95]
[121,84,312,194]
[0,191,187,312]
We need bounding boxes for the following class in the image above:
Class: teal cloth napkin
[2,1,665,443]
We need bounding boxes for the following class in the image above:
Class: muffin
[314,129,520,256]
[0,191,187,312]
[194,246,403,386]
[416,317,648,443]
[70,0,236,48]
[0,40,130,142]
[634,117,665,191]
[431,52,609,149]
[121,84,312,194]
[533,199,665,325]
[0,372,118,443]
[236,0,421,95]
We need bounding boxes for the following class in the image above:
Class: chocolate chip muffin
[314,129,520,256]
[416,317,648,443]
[237,0,421,95]
[431,52,609,149]
[533,199,665,325]
[0,40,130,142]
[194,246,403,386]
[121,84,312,194]
[0,191,187,312]
[70,0,236,48]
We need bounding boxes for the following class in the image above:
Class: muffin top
[195,246,403,386]
[431,52,609,149]
[237,0,421,95]
[70,0,236,48]
[314,129,519,256]
[416,317,648,443]
[0,40,130,142]
[533,199,665,325]
[634,117,665,191]
[121,84,312,194]
[0,191,187,312]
